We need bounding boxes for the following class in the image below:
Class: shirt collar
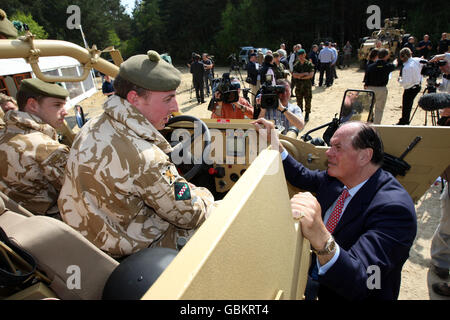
[345,178,369,198]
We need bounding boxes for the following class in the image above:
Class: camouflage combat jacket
[0,111,70,215]
[0,109,5,131]
[58,95,215,257]
[292,60,314,88]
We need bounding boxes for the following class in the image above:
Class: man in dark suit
[246,53,260,109]
[253,119,417,300]
[190,54,205,104]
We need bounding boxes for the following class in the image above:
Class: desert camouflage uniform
[0,110,69,215]
[0,109,5,131]
[58,96,215,258]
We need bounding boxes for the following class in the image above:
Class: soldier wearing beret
[292,49,314,122]
[0,9,18,39]
[0,78,70,216]
[58,51,215,258]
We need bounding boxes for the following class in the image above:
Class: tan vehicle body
[358,18,406,68]
[0,35,449,300]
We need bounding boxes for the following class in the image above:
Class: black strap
[0,227,37,287]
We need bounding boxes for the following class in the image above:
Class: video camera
[211,73,240,104]
[420,58,447,92]
[259,75,285,109]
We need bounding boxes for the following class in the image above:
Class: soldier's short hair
[16,90,44,111]
[113,74,150,100]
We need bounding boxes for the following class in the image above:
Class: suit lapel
[319,181,343,219]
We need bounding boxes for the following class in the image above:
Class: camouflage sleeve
[38,144,70,191]
[134,151,215,230]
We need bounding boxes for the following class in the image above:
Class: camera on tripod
[420,58,447,92]
[228,54,240,71]
[259,75,285,109]
[212,73,240,104]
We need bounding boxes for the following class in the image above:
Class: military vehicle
[1,31,449,301]
[358,17,407,69]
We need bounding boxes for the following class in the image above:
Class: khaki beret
[118,50,181,92]
[19,78,69,100]
[0,9,18,39]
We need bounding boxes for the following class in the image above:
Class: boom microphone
[418,93,450,111]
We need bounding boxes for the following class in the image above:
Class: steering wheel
[166,115,211,181]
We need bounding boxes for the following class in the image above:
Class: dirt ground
[70,63,448,300]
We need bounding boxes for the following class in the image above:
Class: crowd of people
[193,41,354,135]
[362,32,449,125]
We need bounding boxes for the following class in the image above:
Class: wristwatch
[280,106,287,114]
[311,235,336,255]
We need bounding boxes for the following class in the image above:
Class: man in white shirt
[396,47,424,125]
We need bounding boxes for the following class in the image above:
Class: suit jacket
[246,61,259,86]
[190,61,205,82]
[283,155,417,300]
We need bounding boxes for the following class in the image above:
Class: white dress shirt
[398,57,423,89]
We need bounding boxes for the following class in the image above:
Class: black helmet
[102,247,178,300]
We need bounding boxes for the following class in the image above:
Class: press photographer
[257,78,305,135]
[430,51,450,94]
[209,74,254,119]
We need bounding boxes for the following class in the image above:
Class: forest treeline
[2,0,449,65]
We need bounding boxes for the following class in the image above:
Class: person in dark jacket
[190,54,205,104]
[253,119,416,301]
[246,53,260,106]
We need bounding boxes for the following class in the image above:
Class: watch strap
[312,235,336,255]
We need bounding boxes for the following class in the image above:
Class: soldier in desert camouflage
[58,50,215,258]
[0,78,70,216]
[0,93,18,131]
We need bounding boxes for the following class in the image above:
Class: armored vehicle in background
[358,17,407,69]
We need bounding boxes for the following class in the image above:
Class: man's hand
[251,118,284,152]
[290,192,331,255]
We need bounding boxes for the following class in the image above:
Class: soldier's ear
[25,97,39,113]
[127,90,141,106]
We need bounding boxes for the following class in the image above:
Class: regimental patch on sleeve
[174,182,191,201]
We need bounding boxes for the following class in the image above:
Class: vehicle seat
[0,196,119,300]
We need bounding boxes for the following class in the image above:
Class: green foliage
[1,0,449,65]
[10,11,48,39]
